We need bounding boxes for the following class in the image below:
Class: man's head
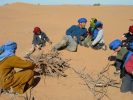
[78,18,87,28]
[129,25,133,35]
[95,21,103,29]
[109,39,122,52]
[33,27,41,35]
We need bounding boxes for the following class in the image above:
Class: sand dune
[0,3,133,100]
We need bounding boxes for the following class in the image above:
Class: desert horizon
[1,2,133,6]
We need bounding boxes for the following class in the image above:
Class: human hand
[36,45,41,50]
[73,36,77,42]
[120,35,126,41]
[91,44,94,48]
[132,71,133,75]
[49,41,52,45]
[80,36,84,41]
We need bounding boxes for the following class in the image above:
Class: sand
[0,3,133,100]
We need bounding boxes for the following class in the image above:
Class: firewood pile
[27,52,70,77]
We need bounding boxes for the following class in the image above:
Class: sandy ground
[0,3,133,100]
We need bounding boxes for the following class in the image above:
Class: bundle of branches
[72,67,120,100]
[27,52,70,77]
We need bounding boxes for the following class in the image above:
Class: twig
[100,52,115,74]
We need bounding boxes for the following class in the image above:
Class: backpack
[125,54,133,74]
[90,18,97,28]
[88,18,97,35]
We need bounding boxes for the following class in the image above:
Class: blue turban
[109,39,122,50]
[4,41,17,51]
[95,21,103,28]
[0,41,17,61]
[78,18,87,23]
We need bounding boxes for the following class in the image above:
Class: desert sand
[0,3,133,100]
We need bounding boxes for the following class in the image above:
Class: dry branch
[72,67,120,100]
[27,52,70,77]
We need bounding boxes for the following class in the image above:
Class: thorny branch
[72,58,120,100]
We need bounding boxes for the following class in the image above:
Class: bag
[88,18,97,35]
[125,54,133,74]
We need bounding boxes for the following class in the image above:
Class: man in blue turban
[0,41,35,94]
[52,18,88,52]
[109,39,133,93]
[109,39,122,51]
[109,39,128,73]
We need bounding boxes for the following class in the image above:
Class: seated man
[25,27,52,58]
[52,18,87,52]
[83,21,106,50]
[120,25,133,51]
[109,39,128,74]
[0,41,35,94]
[109,39,133,93]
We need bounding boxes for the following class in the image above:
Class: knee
[26,70,34,77]
[67,47,77,52]
[67,44,77,52]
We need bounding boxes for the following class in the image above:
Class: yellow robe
[0,56,35,94]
